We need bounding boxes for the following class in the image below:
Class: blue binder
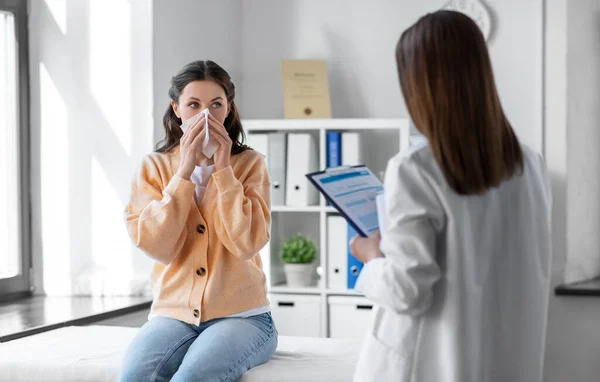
[326,132,342,206]
[347,223,364,289]
[326,132,342,168]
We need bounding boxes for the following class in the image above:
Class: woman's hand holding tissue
[176,116,206,180]
[206,113,232,171]
[350,231,384,264]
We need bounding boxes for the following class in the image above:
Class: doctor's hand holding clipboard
[351,185,389,264]
[305,165,386,263]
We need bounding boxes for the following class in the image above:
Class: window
[0,0,30,298]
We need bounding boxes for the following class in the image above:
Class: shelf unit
[243,118,411,338]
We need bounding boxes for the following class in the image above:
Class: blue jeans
[117,312,278,382]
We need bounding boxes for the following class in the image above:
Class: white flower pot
[283,263,314,287]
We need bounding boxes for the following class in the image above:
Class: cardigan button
[193,309,199,318]
[196,224,206,234]
[196,268,206,277]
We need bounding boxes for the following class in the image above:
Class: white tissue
[180,108,219,158]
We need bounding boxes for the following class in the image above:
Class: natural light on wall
[34,0,153,296]
[40,62,70,295]
[91,157,133,295]
[0,11,20,280]
[44,0,66,34]
[89,0,132,157]
[86,0,148,296]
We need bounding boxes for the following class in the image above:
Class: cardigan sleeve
[124,155,195,264]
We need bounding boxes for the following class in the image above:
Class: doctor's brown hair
[396,11,523,195]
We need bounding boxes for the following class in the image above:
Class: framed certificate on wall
[282,60,332,119]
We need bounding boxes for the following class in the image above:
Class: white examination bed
[0,326,361,381]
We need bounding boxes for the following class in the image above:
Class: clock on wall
[442,0,492,41]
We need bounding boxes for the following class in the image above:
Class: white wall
[238,0,543,150]
[543,1,600,381]
[152,0,241,144]
[29,0,154,295]
[563,0,600,284]
[153,0,543,152]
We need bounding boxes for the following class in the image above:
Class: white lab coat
[354,144,552,382]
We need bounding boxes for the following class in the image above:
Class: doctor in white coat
[350,10,552,382]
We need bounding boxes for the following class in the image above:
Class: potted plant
[280,234,317,287]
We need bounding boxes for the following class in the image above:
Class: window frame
[0,0,31,299]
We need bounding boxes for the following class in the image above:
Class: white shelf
[268,286,364,297]
[243,118,409,131]
[326,289,364,297]
[271,205,321,213]
[271,205,338,213]
[269,284,322,295]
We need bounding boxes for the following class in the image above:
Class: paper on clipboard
[306,165,383,237]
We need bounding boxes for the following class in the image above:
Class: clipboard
[305,165,383,237]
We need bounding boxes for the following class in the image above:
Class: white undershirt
[189,165,271,318]
[223,304,271,318]
[190,165,215,206]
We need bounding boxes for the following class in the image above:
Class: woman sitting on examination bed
[119,60,277,382]
[350,11,552,382]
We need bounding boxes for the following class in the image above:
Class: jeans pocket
[246,312,273,334]
[266,312,277,334]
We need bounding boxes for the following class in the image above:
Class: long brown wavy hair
[156,60,249,155]
[396,11,523,195]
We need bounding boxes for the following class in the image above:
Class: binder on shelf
[326,131,342,168]
[247,133,269,158]
[347,223,364,289]
[268,133,287,206]
[259,241,272,288]
[285,133,319,206]
[326,132,341,206]
[327,215,348,289]
[341,132,361,166]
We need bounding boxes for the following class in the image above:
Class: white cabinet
[270,294,321,337]
[328,296,374,339]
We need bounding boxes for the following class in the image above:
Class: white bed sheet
[0,326,361,382]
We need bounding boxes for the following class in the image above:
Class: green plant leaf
[280,234,317,264]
